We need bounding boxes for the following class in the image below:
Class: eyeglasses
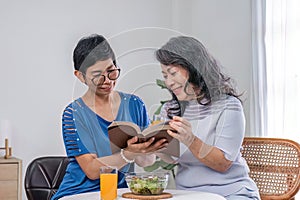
[83,68,121,86]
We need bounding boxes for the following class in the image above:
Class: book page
[108,122,141,153]
[141,121,180,157]
[109,121,141,133]
[108,120,179,157]
[141,121,171,137]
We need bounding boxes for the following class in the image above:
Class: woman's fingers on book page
[167,128,194,147]
[125,136,148,153]
[167,129,180,140]
[151,138,169,150]
[138,138,167,153]
[127,136,139,146]
[171,116,190,127]
[139,138,168,153]
[127,136,139,145]
[126,137,155,153]
[125,136,168,154]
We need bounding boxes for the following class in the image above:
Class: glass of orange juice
[152,114,164,125]
[100,166,118,200]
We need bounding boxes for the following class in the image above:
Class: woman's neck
[81,90,121,122]
[82,90,113,106]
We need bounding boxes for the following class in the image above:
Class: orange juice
[151,120,163,125]
[100,173,117,200]
[152,114,164,125]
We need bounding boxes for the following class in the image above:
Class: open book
[108,121,179,157]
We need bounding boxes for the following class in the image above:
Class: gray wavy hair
[155,36,241,105]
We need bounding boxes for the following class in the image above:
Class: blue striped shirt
[52,92,149,200]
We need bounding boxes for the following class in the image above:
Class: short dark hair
[73,34,116,72]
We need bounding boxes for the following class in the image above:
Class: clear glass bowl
[125,172,169,195]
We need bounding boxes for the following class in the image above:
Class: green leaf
[154,100,169,115]
[144,160,177,172]
[154,104,163,115]
[156,79,167,89]
[159,160,177,170]
[143,161,160,172]
[153,79,169,115]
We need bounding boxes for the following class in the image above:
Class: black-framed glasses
[83,68,121,86]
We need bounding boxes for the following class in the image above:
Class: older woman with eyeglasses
[51,34,167,200]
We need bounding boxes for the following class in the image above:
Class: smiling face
[76,58,118,96]
[161,64,197,101]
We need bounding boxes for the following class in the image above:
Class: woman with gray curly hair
[155,36,260,200]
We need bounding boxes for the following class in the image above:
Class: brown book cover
[108,121,179,157]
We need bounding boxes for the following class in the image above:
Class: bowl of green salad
[125,172,169,195]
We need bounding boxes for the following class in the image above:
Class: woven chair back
[242,137,300,200]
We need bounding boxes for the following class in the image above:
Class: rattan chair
[241,137,300,200]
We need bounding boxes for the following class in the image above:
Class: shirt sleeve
[214,102,245,161]
[128,95,150,130]
[160,102,169,120]
[61,104,90,157]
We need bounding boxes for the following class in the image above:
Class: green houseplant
[143,79,177,179]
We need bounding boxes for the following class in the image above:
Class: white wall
[172,0,252,134]
[0,1,252,199]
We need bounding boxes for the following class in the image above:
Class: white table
[60,188,226,200]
